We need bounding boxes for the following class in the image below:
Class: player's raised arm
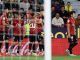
[67,19,70,38]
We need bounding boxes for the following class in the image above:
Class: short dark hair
[67,2,70,4]
[70,11,76,15]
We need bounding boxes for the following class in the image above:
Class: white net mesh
[0,0,45,60]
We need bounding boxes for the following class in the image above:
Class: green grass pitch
[53,56,80,60]
[0,56,44,60]
[0,56,80,60]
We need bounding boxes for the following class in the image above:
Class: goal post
[44,0,52,60]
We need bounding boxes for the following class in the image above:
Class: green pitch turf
[0,56,80,60]
[0,56,44,60]
[53,56,80,60]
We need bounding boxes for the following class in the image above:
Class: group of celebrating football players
[0,10,44,56]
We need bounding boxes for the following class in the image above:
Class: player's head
[70,11,76,18]
[77,14,80,19]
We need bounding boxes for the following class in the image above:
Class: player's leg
[29,35,34,53]
[67,37,73,54]
[68,43,74,54]
[28,35,37,55]
[5,34,10,54]
[28,35,32,52]
[39,39,44,52]
[38,35,44,56]
[31,35,39,56]
[66,35,78,56]
[17,36,23,55]
[32,35,37,53]
[73,35,78,46]
[37,34,42,52]
[23,35,32,55]
[10,36,18,54]
[0,33,3,56]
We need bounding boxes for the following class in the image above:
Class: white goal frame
[44,0,52,60]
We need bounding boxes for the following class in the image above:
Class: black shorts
[37,34,44,43]
[24,34,43,42]
[0,34,3,41]
[24,35,37,42]
[29,35,38,42]
[5,35,10,40]
[14,36,23,42]
[0,31,9,41]
[68,35,77,44]
[24,35,29,38]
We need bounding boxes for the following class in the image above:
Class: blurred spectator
[51,0,55,3]
[11,2,19,10]
[29,0,35,4]
[4,0,10,9]
[0,0,3,15]
[75,14,80,27]
[65,2,73,13]
[54,0,61,12]
[52,13,64,27]
[4,0,19,10]
[37,0,44,4]
[59,0,64,6]
[20,0,30,12]
[51,6,56,18]
[59,6,69,24]
[52,0,64,6]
